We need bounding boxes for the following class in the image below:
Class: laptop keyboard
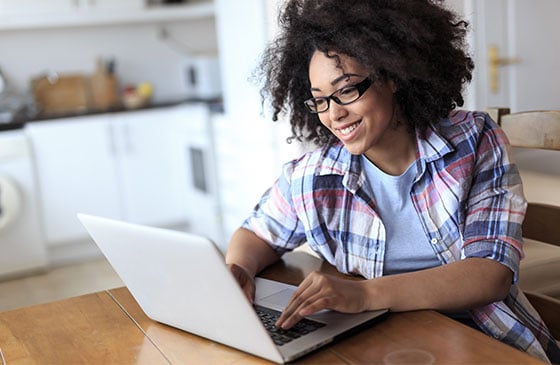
[254,305,326,346]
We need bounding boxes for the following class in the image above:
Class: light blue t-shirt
[360,155,440,275]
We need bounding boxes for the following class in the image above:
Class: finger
[276,279,322,328]
[278,291,331,329]
[276,283,313,326]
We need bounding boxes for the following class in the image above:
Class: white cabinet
[26,104,199,246]
[0,0,77,16]
[0,0,143,15]
[113,107,190,226]
[26,115,122,244]
[0,0,214,30]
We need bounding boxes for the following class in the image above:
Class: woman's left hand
[275,271,370,329]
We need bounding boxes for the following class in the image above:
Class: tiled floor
[0,258,124,312]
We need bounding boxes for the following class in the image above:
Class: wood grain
[0,292,167,364]
[523,202,560,246]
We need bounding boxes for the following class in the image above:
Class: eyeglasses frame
[304,77,373,113]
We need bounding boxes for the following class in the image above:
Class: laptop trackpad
[257,289,294,311]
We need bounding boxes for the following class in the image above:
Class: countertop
[0,97,223,132]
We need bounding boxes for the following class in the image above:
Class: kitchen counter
[33,97,222,121]
[0,97,223,132]
[0,121,25,132]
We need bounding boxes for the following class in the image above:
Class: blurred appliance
[185,56,222,100]
[177,103,224,249]
[1,67,36,124]
[0,129,47,278]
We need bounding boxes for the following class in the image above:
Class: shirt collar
[315,143,363,193]
[416,122,455,163]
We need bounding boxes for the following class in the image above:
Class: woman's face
[308,50,402,157]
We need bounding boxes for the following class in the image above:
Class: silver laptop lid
[77,213,284,363]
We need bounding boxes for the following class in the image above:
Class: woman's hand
[225,228,281,304]
[276,271,370,329]
[228,263,256,304]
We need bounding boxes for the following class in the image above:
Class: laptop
[77,214,388,364]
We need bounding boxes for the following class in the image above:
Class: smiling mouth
[337,121,362,136]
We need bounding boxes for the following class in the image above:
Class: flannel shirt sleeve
[241,160,307,255]
[462,114,526,282]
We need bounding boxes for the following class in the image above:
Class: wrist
[226,260,256,278]
[361,277,392,311]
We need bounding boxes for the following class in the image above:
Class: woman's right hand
[228,263,256,304]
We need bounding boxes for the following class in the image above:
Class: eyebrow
[310,73,363,91]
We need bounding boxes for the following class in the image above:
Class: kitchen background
[0,0,558,311]
[0,0,305,310]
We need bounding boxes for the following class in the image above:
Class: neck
[363,127,416,176]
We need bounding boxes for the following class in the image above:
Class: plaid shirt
[243,110,559,363]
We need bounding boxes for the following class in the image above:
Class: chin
[342,143,366,156]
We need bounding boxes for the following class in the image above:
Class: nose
[328,100,348,121]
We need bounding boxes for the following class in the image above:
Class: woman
[225,0,560,362]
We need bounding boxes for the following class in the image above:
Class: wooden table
[0,251,544,364]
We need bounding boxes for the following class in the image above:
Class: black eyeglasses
[304,77,372,113]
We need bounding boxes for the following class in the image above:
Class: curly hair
[258,0,474,146]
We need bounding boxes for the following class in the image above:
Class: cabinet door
[0,0,142,15]
[0,0,76,15]
[114,106,190,227]
[26,116,121,245]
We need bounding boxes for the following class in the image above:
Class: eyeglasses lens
[304,78,371,113]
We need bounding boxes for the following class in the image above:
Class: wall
[0,19,217,103]
[213,0,303,242]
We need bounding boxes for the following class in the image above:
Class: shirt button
[431,238,438,244]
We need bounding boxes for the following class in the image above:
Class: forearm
[364,258,513,312]
[225,227,281,277]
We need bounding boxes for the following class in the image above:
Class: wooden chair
[522,202,560,247]
[524,291,560,341]
[518,202,560,299]
[487,108,560,341]
[521,202,560,342]
[487,108,560,150]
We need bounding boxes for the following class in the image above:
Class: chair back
[487,108,560,150]
[522,203,560,247]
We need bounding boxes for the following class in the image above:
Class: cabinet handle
[107,124,117,156]
[124,123,133,155]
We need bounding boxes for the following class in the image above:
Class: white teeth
[339,122,360,135]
